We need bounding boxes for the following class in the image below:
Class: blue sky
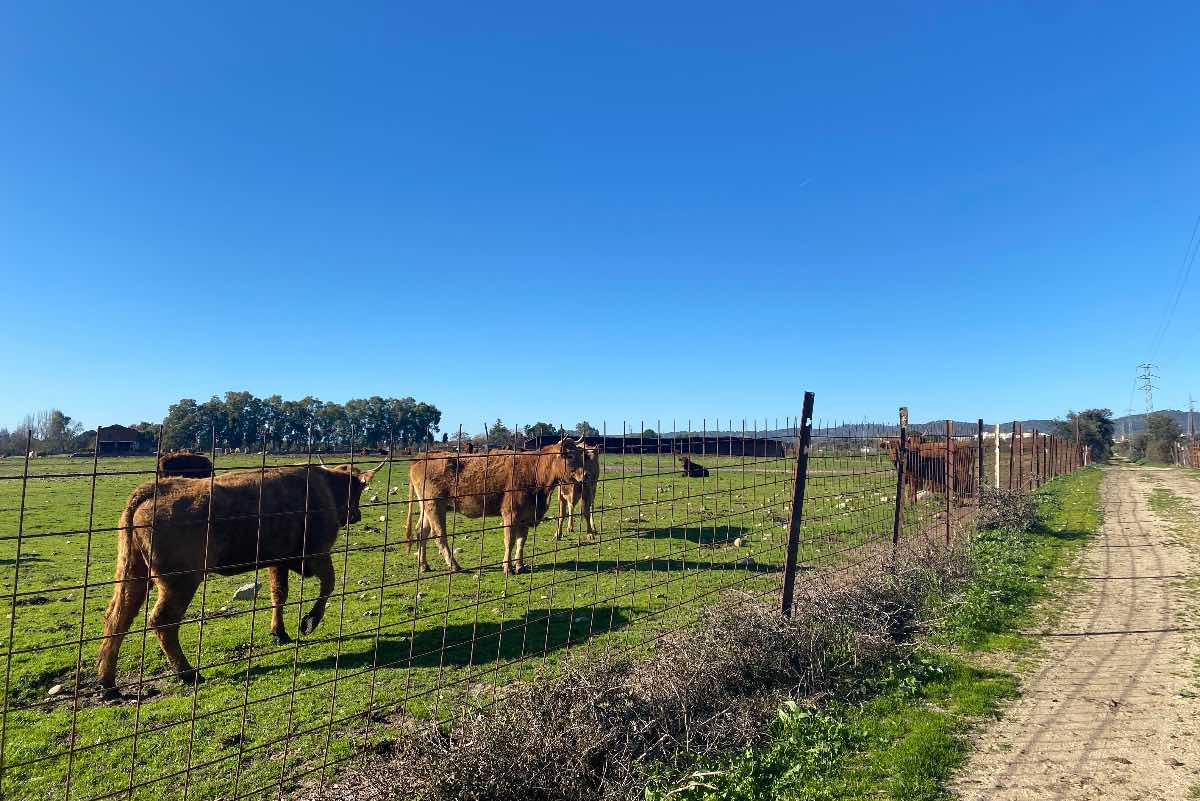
[2,3,1199,434]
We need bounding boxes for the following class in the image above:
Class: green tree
[1054,409,1115,462]
[641,428,658,439]
[1144,412,1182,463]
[481,419,514,447]
[524,422,560,439]
[574,421,600,437]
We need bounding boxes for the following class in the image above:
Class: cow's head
[556,437,588,484]
[321,461,382,525]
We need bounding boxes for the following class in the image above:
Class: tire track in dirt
[953,466,1200,800]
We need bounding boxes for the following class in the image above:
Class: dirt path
[954,465,1200,800]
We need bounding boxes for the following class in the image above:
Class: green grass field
[0,446,915,801]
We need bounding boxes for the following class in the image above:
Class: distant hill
[1112,409,1194,437]
[670,410,1196,441]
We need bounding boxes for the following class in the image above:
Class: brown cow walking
[405,438,587,575]
[97,461,379,691]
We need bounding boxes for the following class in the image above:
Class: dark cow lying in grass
[157,451,213,479]
[97,459,381,692]
[405,438,587,575]
[679,454,710,478]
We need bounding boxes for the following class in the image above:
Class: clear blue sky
[3,3,1199,434]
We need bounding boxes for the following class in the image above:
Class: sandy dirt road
[954,465,1200,800]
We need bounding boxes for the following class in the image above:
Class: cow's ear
[358,469,376,484]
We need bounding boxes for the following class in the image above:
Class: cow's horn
[316,454,328,466]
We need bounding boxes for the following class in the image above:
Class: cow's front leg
[512,526,529,574]
[555,490,567,541]
[501,522,516,575]
[269,565,291,645]
[299,554,335,636]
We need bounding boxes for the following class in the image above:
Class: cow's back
[128,467,340,576]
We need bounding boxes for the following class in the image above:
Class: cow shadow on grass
[252,606,631,677]
[629,524,753,545]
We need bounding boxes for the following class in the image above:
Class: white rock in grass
[369,494,379,503]
[233,582,258,601]
[390,487,399,495]
[47,684,64,697]
[733,538,745,548]
[379,515,387,522]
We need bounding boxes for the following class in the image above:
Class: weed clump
[976,486,1037,532]
[318,546,969,801]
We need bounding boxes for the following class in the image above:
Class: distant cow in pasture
[157,451,213,479]
[556,443,600,540]
[96,459,381,691]
[405,438,588,575]
[678,454,710,478]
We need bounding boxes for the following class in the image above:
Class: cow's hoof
[271,631,292,645]
[179,670,204,687]
[299,615,318,635]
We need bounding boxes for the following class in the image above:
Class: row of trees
[0,410,88,456]
[159,392,442,452]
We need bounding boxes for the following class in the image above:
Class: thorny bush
[976,486,1038,533]
[311,540,971,801]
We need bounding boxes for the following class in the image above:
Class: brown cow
[679,454,710,478]
[97,460,380,691]
[555,444,600,539]
[880,434,974,502]
[157,451,213,479]
[405,438,587,575]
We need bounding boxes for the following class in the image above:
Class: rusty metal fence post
[781,391,815,618]
[890,407,908,565]
[976,418,984,502]
[944,419,953,545]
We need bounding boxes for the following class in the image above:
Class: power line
[1149,214,1200,361]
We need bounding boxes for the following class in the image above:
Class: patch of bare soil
[953,466,1200,800]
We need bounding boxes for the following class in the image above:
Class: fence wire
[0,404,1087,801]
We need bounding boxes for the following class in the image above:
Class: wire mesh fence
[0,398,1088,801]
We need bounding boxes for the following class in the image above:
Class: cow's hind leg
[424,505,461,572]
[269,565,290,645]
[299,553,335,636]
[96,545,150,692]
[148,575,203,686]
